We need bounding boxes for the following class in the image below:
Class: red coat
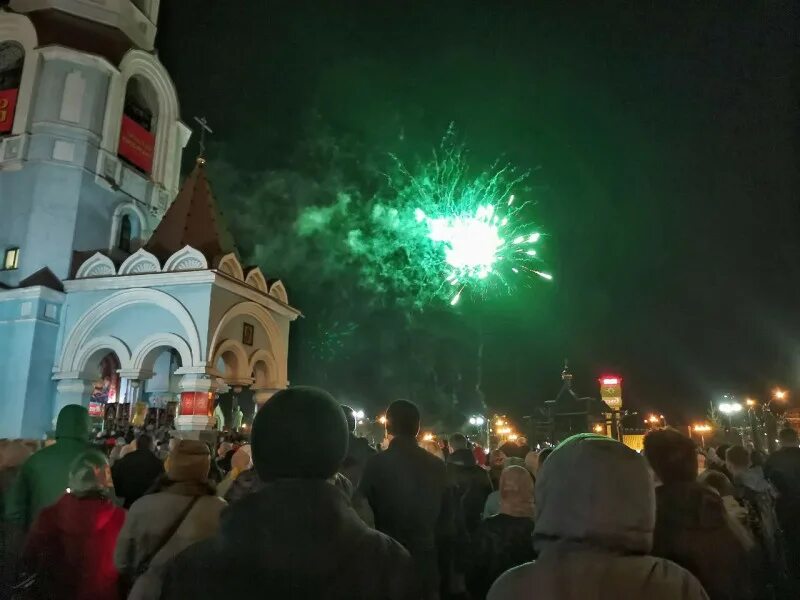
[24,493,126,600]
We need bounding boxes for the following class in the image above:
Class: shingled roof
[145,158,238,264]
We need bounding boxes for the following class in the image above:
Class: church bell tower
[0,0,190,288]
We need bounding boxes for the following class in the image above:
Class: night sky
[158,2,798,424]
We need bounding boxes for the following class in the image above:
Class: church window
[0,42,23,135]
[118,215,132,253]
[118,77,157,174]
[3,247,19,270]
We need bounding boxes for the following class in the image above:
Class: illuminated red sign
[118,114,155,173]
[600,377,621,385]
[88,402,104,418]
[0,88,18,134]
[180,391,213,416]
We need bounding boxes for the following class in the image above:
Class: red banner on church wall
[118,114,155,173]
[180,391,213,416]
[0,88,19,133]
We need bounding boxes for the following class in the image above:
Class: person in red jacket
[23,449,125,600]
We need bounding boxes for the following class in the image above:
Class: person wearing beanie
[489,434,708,600]
[114,439,225,600]
[358,399,450,600]
[160,386,417,600]
[5,404,92,530]
[23,450,126,600]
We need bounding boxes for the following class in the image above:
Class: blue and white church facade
[0,1,298,439]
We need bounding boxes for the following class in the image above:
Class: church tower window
[118,76,157,174]
[3,247,19,270]
[118,215,132,253]
[0,42,23,135]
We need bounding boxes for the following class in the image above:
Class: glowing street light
[773,389,788,401]
[593,424,605,434]
[421,432,434,442]
[353,409,365,420]
[378,415,387,425]
[469,416,486,426]
[719,402,742,415]
[745,398,757,407]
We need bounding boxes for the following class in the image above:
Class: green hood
[55,404,91,441]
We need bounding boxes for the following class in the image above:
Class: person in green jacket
[4,404,91,529]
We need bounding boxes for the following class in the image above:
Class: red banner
[0,88,18,134]
[118,114,155,174]
[180,391,213,416]
[88,402,104,418]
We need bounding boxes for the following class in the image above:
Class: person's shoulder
[637,555,709,597]
[486,561,536,599]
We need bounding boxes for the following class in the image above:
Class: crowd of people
[0,388,799,599]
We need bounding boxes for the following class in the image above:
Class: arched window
[0,42,23,135]
[118,76,158,174]
[118,215,132,253]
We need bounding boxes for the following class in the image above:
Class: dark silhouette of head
[136,433,154,453]
[386,400,420,438]
[725,445,750,473]
[537,447,554,466]
[779,427,799,448]
[643,428,697,484]
[252,386,348,480]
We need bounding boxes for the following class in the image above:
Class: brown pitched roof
[18,267,65,292]
[145,158,238,263]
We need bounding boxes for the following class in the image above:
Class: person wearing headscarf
[114,439,225,600]
[483,457,525,519]
[489,434,708,600]
[23,449,125,600]
[159,387,417,600]
[467,465,536,599]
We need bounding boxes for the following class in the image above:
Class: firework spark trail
[390,130,552,305]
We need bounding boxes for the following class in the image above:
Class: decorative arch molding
[212,338,251,380]
[75,252,116,279]
[101,49,181,192]
[268,280,288,304]
[215,253,244,281]
[244,267,268,293]
[0,13,38,135]
[109,202,149,252]
[118,248,161,275]
[130,332,193,373]
[57,288,202,374]
[69,335,132,374]
[163,245,208,272]
[248,348,281,388]
[209,302,287,385]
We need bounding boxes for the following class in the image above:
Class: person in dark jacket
[447,433,493,535]
[645,428,754,599]
[341,404,376,487]
[160,386,417,600]
[359,399,450,600]
[764,427,800,594]
[110,433,164,509]
[24,449,125,600]
[467,465,535,600]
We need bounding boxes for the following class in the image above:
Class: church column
[54,376,95,415]
[174,373,219,442]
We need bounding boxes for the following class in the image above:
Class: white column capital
[178,373,220,394]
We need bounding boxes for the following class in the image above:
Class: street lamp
[353,409,365,420]
[773,389,788,401]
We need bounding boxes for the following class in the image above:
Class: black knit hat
[251,386,348,480]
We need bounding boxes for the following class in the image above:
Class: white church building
[0,1,298,439]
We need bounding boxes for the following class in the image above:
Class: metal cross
[193,116,213,158]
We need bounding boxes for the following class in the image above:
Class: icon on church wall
[242,322,254,346]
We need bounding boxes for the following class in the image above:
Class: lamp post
[719,401,743,443]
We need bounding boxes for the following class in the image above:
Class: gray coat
[489,435,708,600]
[114,478,226,600]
